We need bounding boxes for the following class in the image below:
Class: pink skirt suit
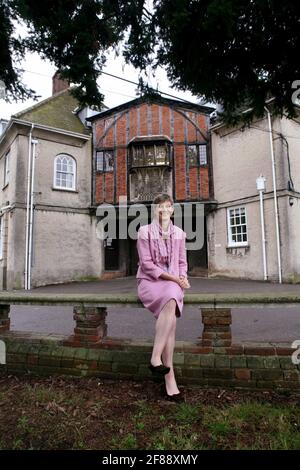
[136,222,188,319]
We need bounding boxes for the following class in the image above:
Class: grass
[0,374,299,450]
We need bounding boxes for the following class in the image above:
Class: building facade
[87,96,216,278]
[4,73,298,289]
[209,111,300,282]
[0,75,103,290]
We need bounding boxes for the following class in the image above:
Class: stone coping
[0,291,300,307]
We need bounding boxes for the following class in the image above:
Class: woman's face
[155,200,174,223]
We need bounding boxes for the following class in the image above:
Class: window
[187,145,198,166]
[96,150,114,172]
[199,145,207,165]
[155,145,168,165]
[187,144,207,166]
[54,154,76,190]
[227,207,248,246]
[144,146,155,166]
[4,150,10,186]
[130,144,170,167]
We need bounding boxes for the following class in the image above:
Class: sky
[0,27,203,121]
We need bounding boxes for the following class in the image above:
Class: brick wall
[93,101,210,205]
[1,335,299,391]
[2,303,298,391]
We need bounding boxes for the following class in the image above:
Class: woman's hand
[177,276,191,289]
[160,273,190,289]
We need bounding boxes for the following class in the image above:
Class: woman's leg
[150,298,177,366]
[161,317,180,395]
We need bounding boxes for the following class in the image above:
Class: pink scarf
[149,217,175,270]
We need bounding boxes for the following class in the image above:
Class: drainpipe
[28,138,38,290]
[256,175,268,280]
[264,105,282,284]
[25,124,34,290]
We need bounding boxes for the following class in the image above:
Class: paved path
[9,276,300,343]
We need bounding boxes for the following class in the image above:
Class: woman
[136,193,191,402]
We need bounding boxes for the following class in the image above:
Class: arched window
[54,154,76,190]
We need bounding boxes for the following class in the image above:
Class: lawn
[0,374,299,450]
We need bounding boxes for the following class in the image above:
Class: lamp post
[256,175,268,281]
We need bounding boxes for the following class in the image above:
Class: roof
[86,95,215,122]
[210,98,300,131]
[12,86,90,135]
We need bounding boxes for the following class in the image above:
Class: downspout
[259,187,268,280]
[259,189,268,280]
[28,138,38,290]
[264,106,282,283]
[25,124,34,290]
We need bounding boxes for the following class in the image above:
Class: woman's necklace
[151,217,174,272]
[164,238,172,272]
[158,222,173,272]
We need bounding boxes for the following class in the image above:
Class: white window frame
[53,154,76,191]
[227,206,248,247]
[96,150,114,172]
[4,150,10,186]
[199,144,207,165]
[186,144,207,166]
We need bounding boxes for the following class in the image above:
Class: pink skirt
[137,277,185,319]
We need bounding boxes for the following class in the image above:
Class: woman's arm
[179,232,188,278]
[159,271,188,289]
[136,227,165,280]
[159,271,178,281]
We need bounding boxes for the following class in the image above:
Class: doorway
[104,237,119,270]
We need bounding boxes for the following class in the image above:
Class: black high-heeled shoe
[163,390,185,403]
[148,363,171,375]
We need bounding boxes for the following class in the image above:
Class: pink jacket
[136,223,188,281]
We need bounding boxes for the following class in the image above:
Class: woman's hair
[152,193,174,206]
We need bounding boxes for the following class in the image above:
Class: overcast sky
[0,40,202,121]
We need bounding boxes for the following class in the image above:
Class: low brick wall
[0,295,300,391]
[1,333,299,391]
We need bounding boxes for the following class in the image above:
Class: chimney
[52,70,70,95]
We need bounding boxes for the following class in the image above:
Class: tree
[1,0,300,124]
[124,0,300,124]
[0,0,145,106]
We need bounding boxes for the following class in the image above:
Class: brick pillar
[64,306,108,347]
[0,305,10,332]
[201,308,232,347]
